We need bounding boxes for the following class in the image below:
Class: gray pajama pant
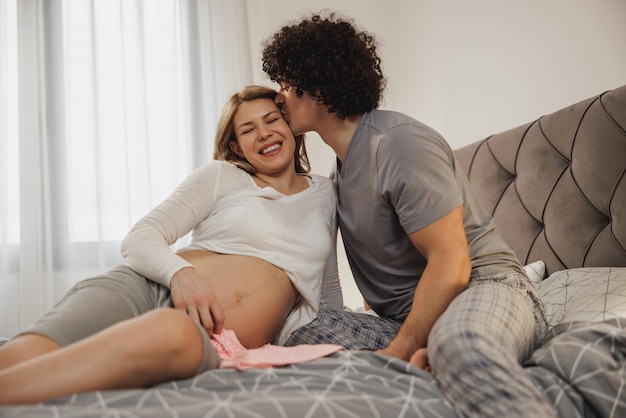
[430,272,555,417]
[17,264,219,374]
[286,271,556,418]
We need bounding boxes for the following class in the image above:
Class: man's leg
[427,276,556,417]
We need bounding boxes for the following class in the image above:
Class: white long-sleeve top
[121,160,342,344]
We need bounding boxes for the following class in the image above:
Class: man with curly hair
[262,11,556,418]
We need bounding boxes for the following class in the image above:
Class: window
[0,0,19,246]
[0,0,252,337]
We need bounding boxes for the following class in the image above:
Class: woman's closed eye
[237,110,283,137]
[240,120,275,136]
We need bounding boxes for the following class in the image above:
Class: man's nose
[274,93,284,105]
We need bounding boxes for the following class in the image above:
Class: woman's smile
[260,142,283,155]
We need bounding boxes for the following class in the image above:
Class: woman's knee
[147,309,201,349]
[143,309,206,375]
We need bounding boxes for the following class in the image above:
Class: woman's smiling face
[230,98,296,176]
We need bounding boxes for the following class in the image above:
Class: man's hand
[377,340,415,362]
[377,346,431,372]
[410,348,431,372]
[170,267,225,335]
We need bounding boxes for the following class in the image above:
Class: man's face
[274,83,325,135]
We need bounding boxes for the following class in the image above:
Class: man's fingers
[409,348,431,372]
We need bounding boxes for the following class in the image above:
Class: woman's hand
[170,267,225,335]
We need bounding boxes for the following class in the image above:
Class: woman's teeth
[261,143,281,154]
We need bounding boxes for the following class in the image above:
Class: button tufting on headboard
[454,85,626,275]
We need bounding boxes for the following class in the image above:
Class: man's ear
[229,141,244,157]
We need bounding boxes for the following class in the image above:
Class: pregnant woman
[0,85,342,405]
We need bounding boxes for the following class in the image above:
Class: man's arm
[379,205,471,361]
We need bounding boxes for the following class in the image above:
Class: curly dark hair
[261,11,386,119]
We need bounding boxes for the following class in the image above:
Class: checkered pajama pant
[285,271,557,418]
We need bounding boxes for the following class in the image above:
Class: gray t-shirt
[336,110,522,321]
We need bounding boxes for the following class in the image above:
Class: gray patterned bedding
[527,318,625,418]
[1,267,625,418]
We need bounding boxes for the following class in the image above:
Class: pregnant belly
[177,250,299,348]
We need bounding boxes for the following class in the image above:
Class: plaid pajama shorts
[283,308,401,350]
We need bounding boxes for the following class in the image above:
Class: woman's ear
[229,141,244,158]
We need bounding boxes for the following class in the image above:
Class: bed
[2,85,625,417]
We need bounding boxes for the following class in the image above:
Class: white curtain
[0,0,253,338]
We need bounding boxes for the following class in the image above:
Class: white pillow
[537,267,626,328]
[523,260,546,286]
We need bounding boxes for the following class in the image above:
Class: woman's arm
[121,162,224,333]
[121,162,219,286]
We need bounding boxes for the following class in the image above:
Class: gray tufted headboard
[454,85,626,275]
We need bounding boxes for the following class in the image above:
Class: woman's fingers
[184,305,201,327]
[209,303,225,334]
[196,302,219,335]
[170,267,224,335]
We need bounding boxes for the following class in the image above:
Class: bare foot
[409,348,431,372]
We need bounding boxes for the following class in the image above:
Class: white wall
[245,0,626,309]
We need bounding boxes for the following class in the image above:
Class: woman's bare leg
[0,334,61,371]
[0,308,206,405]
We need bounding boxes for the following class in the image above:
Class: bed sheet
[1,317,624,418]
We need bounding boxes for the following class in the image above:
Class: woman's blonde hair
[213,85,310,175]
